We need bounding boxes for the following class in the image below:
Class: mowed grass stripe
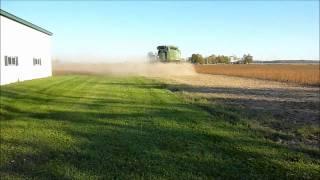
[0,76,92,120]
[0,75,319,179]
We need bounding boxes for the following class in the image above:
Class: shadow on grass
[0,76,319,179]
[1,108,312,179]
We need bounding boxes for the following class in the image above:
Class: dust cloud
[53,62,197,77]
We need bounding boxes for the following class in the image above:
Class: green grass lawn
[0,75,319,179]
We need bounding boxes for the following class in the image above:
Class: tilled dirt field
[160,74,320,145]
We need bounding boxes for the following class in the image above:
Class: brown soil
[160,74,320,131]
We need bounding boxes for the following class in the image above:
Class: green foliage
[205,55,231,64]
[0,75,319,179]
[206,55,217,64]
[188,53,254,64]
[190,54,205,64]
[190,54,231,64]
[242,54,253,64]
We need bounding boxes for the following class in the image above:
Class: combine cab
[157,45,182,62]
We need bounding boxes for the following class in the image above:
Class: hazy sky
[1,0,319,62]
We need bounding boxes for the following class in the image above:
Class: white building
[229,56,241,64]
[0,9,52,85]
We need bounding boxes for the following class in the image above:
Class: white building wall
[0,15,52,85]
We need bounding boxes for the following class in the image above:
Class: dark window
[4,56,18,66]
[33,57,42,66]
[5,56,8,66]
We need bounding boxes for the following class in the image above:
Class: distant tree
[209,55,230,64]
[224,56,231,64]
[242,54,253,64]
[218,55,231,64]
[203,55,231,64]
[206,55,217,64]
[190,54,205,64]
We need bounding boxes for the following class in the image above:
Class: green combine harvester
[155,45,182,63]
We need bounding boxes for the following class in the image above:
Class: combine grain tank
[157,45,182,62]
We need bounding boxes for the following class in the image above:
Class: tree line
[188,54,253,64]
